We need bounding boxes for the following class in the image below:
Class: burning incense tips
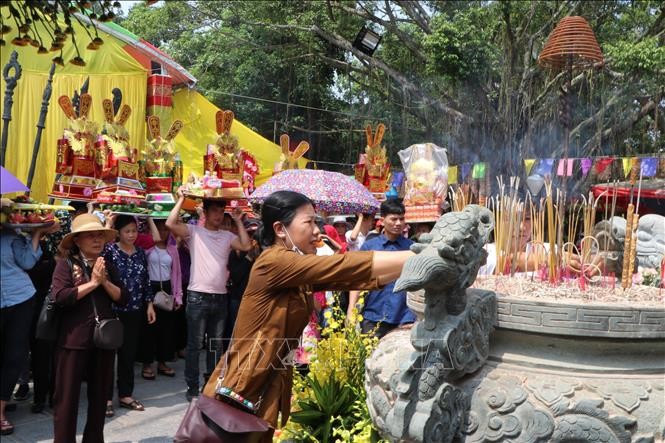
[544,177,558,282]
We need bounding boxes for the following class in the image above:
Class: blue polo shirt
[1,230,42,308]
[360,234,415,325]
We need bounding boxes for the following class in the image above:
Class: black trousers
[110,310,142,399]
[139,281,176,364]
[30,292,55,405]
[0,297,34,401]
[53,346,115,443]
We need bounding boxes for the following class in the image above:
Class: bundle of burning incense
[621,158,640,289]
[452,185,470,212]
[528,196,546,280]
[581,192,597,262]
[492,176,524,275]
[544,177,559,282]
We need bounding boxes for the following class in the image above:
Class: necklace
[79,252,96,267]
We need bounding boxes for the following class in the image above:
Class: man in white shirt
[345,213,375,252]
[166,190,252,401]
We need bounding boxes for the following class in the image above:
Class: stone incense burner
[365,206,665,443]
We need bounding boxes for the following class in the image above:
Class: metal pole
[1,51,22,167]
[26,63,57,191]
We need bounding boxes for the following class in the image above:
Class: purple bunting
[640,157,657,177]
[534,159,554,177]
[460,163,472,180]
[580,158,592,176]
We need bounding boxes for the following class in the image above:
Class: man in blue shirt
[348,199,415,338]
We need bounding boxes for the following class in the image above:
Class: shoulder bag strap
[216,311,274,411]
[158,249,165,292]
[75,256,101,323]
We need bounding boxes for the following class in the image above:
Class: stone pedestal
[366,292,665,442]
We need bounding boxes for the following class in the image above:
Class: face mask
[283,226,304,255]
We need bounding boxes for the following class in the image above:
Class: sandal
[105,403,114,417]
[157,365,176,377]
[119,399,145,411]
[1,419,14,435]
[141,368,156,380]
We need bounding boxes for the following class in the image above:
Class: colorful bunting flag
[621,157,633,178]
[448,165,458,185]
[641,157,657,177]
[524,159,536,175]
[595,157,614,174]
[460,163,472,181]
[534,158,554,176]
[557,159,574,176]
[472,162,486,179]
[580,158,592,176]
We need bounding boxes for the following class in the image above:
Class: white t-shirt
[147,246,172,282]
[186,224,237,294]
[345,230,367,252]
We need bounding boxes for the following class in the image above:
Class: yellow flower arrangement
[277,293,384,443]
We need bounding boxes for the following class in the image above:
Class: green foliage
[424,6,498,82]
[605,37,665,76]
[120,1,665,172]
[290,374,355,443]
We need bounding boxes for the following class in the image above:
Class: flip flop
[105,404,114,417]
[157,366,176,377]
[1,419,14,435]
[119,399,145,411]
[141,369,156,380]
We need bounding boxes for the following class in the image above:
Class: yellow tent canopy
[0,4,302,201]
[172,89,306,187]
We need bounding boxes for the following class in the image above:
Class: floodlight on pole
[353,26,382,56]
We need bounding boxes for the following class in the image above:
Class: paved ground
[4,358,191,443]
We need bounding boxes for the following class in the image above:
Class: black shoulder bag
[79,259,124,350]
[35,258,72,342]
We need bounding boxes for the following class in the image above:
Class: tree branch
[583,98,657,153]
[394,0,431,34]
[310,23,470,123]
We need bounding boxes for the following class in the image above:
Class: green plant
[289,373,355,443]
[277,294,383,443]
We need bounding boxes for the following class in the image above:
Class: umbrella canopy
[1,166,29,194]
[249,169,380,215]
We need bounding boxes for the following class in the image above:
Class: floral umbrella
[249,169,380,214]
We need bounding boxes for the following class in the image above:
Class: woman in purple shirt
[103,215,155,415]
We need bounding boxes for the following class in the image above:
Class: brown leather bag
[174,394,269,443]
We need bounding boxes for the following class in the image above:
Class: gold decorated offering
[398,143,448,222]
[354,124,390,198]
[274,133,309,173]
[58,94,98,158]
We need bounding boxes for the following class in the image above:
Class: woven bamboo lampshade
[538,16,604,70]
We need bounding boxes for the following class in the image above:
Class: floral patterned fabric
[103,243,153,312]
[248,169,380,214]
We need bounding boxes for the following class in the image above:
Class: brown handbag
[174,394,269,443]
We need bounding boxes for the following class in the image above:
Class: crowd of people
[0,190,436,441]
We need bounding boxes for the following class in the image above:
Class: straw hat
[59,213,117,250]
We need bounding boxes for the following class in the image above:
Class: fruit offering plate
[99,203,152,217]
[11,202,74,211]
[3,221,56,230]
[110,211,151,218]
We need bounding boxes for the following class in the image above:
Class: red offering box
[405,205,440,223]
[72,157,95,177]
[118,160,139,180]
[146,176,173,193]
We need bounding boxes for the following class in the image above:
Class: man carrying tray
[166,188,252,401]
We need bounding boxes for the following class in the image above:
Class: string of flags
[446,155,663,184]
